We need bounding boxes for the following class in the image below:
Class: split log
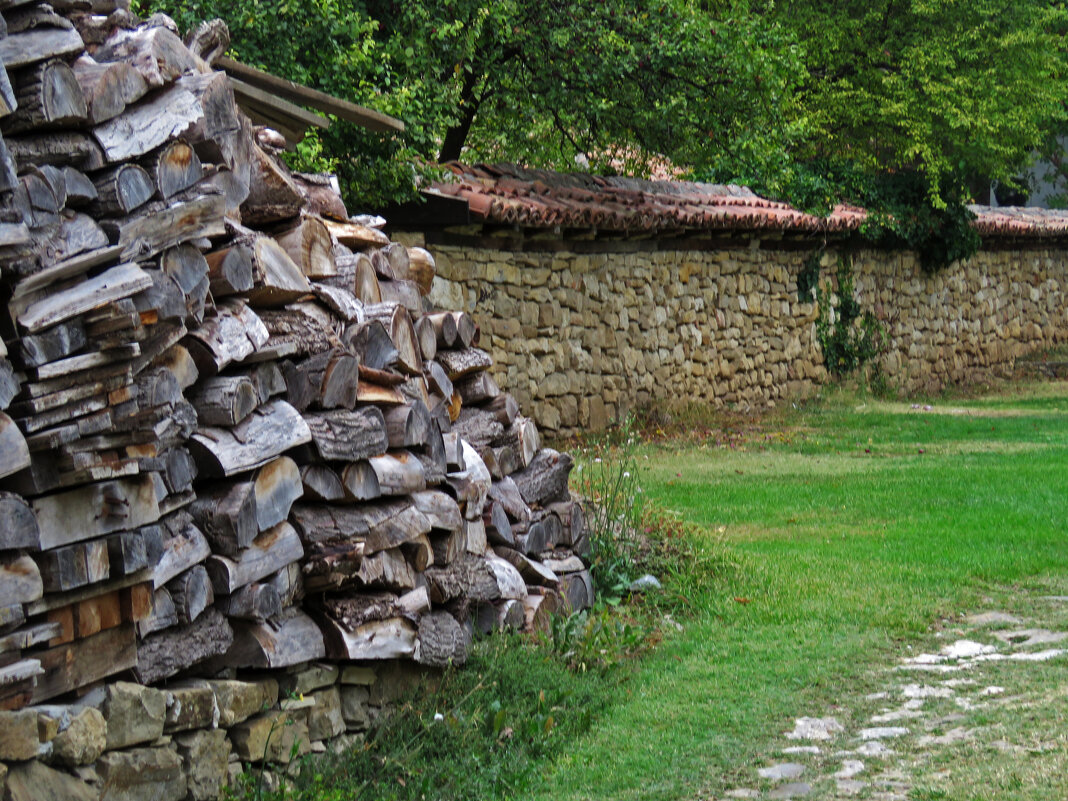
[204,241,254,297]
[134,607,234,685]
[299,463,345,502]
[426,360,454,400]
[426,312,458,349]
[312,284,363,323]
[498,416,539,468]
[350,252,381,304]
[94,25,196,89]
[166,564,213,625]
[107,193,226,261]
[32,623,136,704]
[407,247,435,296]
[444,440,491,519]
[187,374,259,426]
[485,554,527,600]
[205,522,304,595]
[274,214,335,279]
[365,451,426,496]
[522,588,563,634]
[62,165,98,205]
[0,26,84,70]
[225,608,325,669]
[492,546,558,587]
[0,61,14,119]
[267,562,302,607]
[189,399,311,477]
[362,303,422,375]
[143,138,202,198]
[423,553,500,604]
[0,414,30,480]
[292,172,346,220]
[484,501,515,547]
[430,529,463,566]
[7,130,104,168]
[0,492,39,550]
[414,316,437,361]
[241,142,302,225]
[0,555,43,606]
[105,530,149,576]
[244,235,312,306]
[442,432,465,472]
[453,408,504,449]
[291,500,431,556]
[414,611,467,667]
[160,245,209,321]
[420,418,447,485]
[379,279,421,314]
[137,587,177,637]
[71,53,147,124]
[17,262,151,333]
[453,312,478,348]
[322,217,389,249]
[153,515,211,588]
[36,542,95,593]
[338,461,379,501]
[89,162,155,216]
[319,593,397,630]
[463,517,487,555]
[4,58,87,134]
[302,407,387,462]
[383,402,429,448]
[352,548,415,591]
[219,582,281,621]
[188,480,256,556]
[437,347,494,381]
[318,615,415,661]
[184,300,269,377]
[252,456,302,531]
[557,570,594,613]
[31,475,160,550]
[254,306,342,361]
[280,349,360,411]
[512,448,574,507]
[92,83,201,162]
[404,533,434,571]
[345,320,398,371]
[473,599,525,634]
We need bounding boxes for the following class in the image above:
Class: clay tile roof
[426,163,1068,239]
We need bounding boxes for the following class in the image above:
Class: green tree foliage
[142,0,1068,269]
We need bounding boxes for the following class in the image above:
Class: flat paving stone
[943,640,997,659]
[855,741,896,757]
[860,726,909,740]
[992,628,1068,648]
[980,686,1005,696]
[965,612,1023,626]
[902,684,954,699]
[918,727,972,747]
[871,708,924,723]
[785,717,844,741]
[768,782,812,799]
[781,745,821,755]
[758,763,805,781]
[834,759,865,779]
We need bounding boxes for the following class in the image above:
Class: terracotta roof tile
[428,163,1068,239]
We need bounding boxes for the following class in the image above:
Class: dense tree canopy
[143,0,1068,266]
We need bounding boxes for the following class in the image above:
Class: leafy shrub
[813,254,889,377]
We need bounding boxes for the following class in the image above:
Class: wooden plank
[31,623,136,703]
[229,77,330,130]
[91,84,201,162]
[0,27,83,69]
[30,475,161,550]
[217,56,403,133]
[17,262,151,333]
[26,568,151,616]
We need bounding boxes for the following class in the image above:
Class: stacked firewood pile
[0,0,592,717]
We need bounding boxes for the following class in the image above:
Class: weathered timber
[322,217,389,248]
[4,58,87,133]
[189,399,311,477]
[204,240,254,297]
[7,130,104,168]
[0,492,38,550]
[0,555,42,606]
[485,553,526,600]
[252,456,302,531]
[31,475,160,550]
[153,515,211,589]
[0,414,30,479]
[363,302,422,375]
[143,138,202,199]
[92,83,201,162]
[312,284,363,323]
[187,374,258,426]
[89,162,155,216]
[205,522,304,595]
[274,214,335,278]
[137,587,177,637]
[94,25,196,88]
[512,448,573,507]
[32,623,136,703]
[253,306,342,361]
[184,299,269,377]
[219,581,281,621]
[240,142,302,225]
[414,315,437,362]
[378,279,421,315]
[71,53,147,124]
[412,489,463,532]
[17,262,151,333]
[15,319,86,369]
[244,235,311,306]
[383,402,429,449]
[426,312,457,349]
[224,607,324,669]
[188,480,255,556]
[302,407,387,462]
[423,553,500,604]
[414,611,468,668]
[318,615,415,661]
[134,606,233,685]
[344,320,397,371]
[492,546,558,587]
[437,347,494,381]
[0,26,84,70]
[166,564,213,624]
[366,450,426,496]
[444,440,491,519]
[484,501,515,547]
[108,193,226,261]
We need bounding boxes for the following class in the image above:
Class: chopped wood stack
[0,1,591,715]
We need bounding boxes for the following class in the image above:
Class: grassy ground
[267,380,1068,801]
[527,380,1068,800]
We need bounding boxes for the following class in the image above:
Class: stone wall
[395,233,1068,434]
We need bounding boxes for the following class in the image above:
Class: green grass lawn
[529,382,1068,800]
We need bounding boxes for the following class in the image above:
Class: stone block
[100,682,167,752]
[339,666,376,686]
[278,664,339,697]
[97,745,186,801]
[6,759,97,801]
[53,707,107,766]
[207,678,278,727]
[306,687,345,741]
[340,686,370,732]
[164,685,218,733]
[175,729,230,801]
[228,710,310,764]
[0,709,41,761]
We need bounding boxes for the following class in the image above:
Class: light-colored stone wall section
[400,234,1068,435]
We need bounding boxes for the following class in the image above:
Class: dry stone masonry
[0,5,591,799]
[394,163,1068,436]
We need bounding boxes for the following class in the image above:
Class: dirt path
[713,592,1068,800]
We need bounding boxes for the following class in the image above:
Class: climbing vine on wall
[813,254,888,376]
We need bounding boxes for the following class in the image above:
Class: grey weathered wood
[423,553,500,604]
[204,240,254,297]
[339,460,381,501]
[493,546,559,586]
[488,477,531,522]
[383,401,429,449]
[240,141,303,225]
[94,25,196,89]
[252,456,302,532]
[61,165,98,205]
[187,374,259,426]
[189,399,311,477]
[303,407,387,462]
[108,192,226,261]
[205,522,304,595]
[90,162,155,216]
[363,302,422,375]
[344,319,397,371]
[105,530,149,576]
[0,26,84,70]
[4,58,87,133]
[17,262,151,333]
[512,448,573,507]
[137,586,177,637]
[32,623,136,703]
[444,440,491,519]
[0,492,38,550]
[134,606,233,685]
[7,130,104,168]
[274,214,335,279]
[318,615,415,661]
[223,607,324,669]
[92,83,201,163]
[379,278,422,315]
[153,515,211,589]
[219,581,281,621]
[166,564,213,624]
[312,284,363,322]
[484,501,515,548]
[143,137,202,198]
[189,481,257,557]
[31,475,160,551]
[299,463,345,502]
[184,299,269,377]
[36,543,89,593]
[412,489,463,532]
[71,53,148,124]
[0,555,42,606]
[414,611,468,668]
[426,312,458,349]
[438,347,494,381]
[425,360,454,401]
[245,235,312,307]
[366,450,426,496]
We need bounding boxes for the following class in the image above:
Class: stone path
[710,601,1068,800]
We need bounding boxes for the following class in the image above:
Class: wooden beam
[216,57,404,133]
